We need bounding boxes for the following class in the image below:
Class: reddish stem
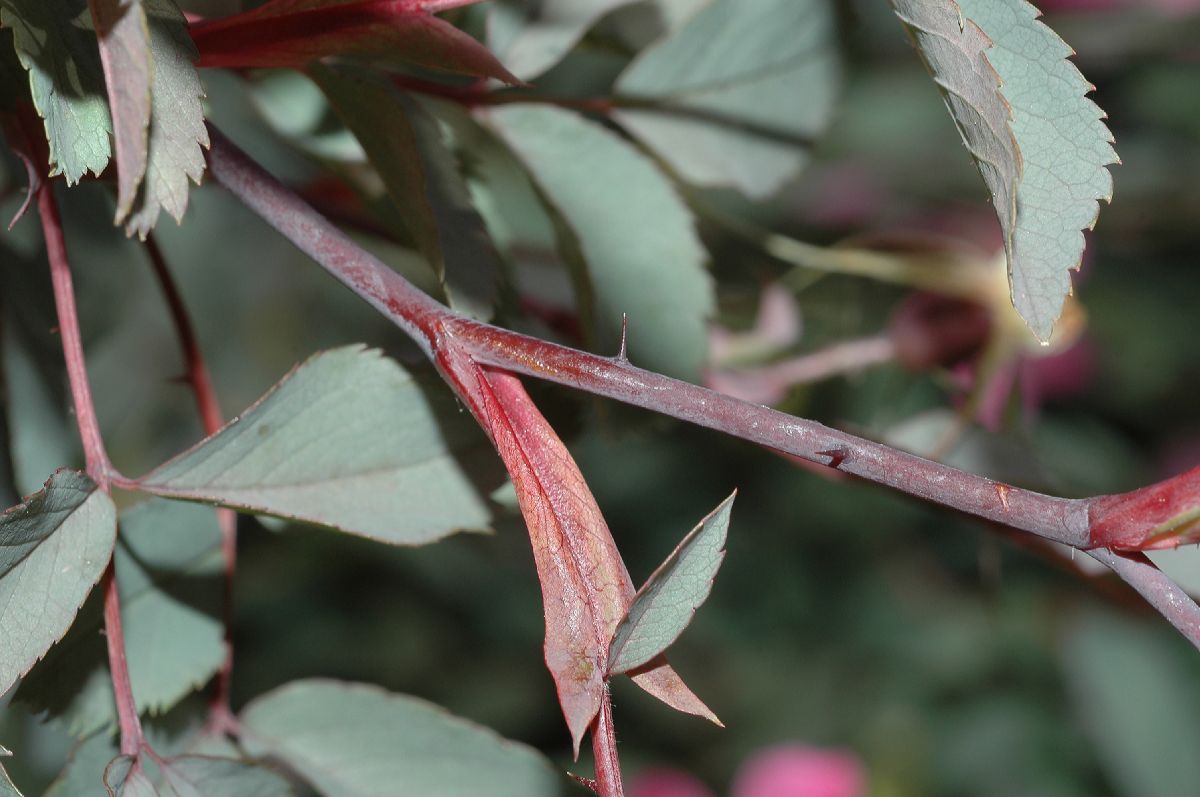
[142,236,238,731]
[202,125,1200,650]
[38,184,143,756]
[592,687,625,797]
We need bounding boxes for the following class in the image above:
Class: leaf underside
[895,0,1117,340]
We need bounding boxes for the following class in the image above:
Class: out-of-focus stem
[38,183,143,756]
[142,235,238,731]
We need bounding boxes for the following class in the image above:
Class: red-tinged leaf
[438,348,716,755]
[88,0,152,222]
[190,0,518,84]
[1090,466,1200,551]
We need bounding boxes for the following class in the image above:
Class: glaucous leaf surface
[487,0,637,81]
[0,0,112,183]
[15,499,224,737]
[485,105,713,380]
[0,470,115,696]
[609,492,734,675]
[888,0,1019,291]
[614,0,840,200]
[1061,608,1200,797]
[239,679,561,797]
[955,0,1116,340]
[136,345,500,545]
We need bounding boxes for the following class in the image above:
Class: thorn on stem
[817,447,849,470]
[616,314,629,362]
[568,772,600,794]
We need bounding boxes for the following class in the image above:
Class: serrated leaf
[443,364,717,755]
[0,470,116,696]
[309,65,501,319]
[926,0,1117,340]
[609,491,734,675]
[613,0,840,200]
[889,0,1020,287]
[487,0,637,81]
[88,0,152,220]
[122,0,209,238]
[239,679,561,797]
[0,0,112,183]
[485,105,713,380]
[15,499,224,737]
[134,345,501,545]
[190,0,517,83]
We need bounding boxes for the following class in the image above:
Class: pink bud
[731,745,866,797]
[627,769,716,797]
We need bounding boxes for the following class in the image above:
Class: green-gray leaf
[614,0,840,200]
[889,0,1019,287]
[0,470,115,696]
[14,499,224,737]
[135,345,501,545]
[123,0,209,238]
[240,679,562,797]
[487,0,637,81]
[608,491,734,675]
[0,0,112,182]
[950,0,1116,340]
[485,106,713,380]
[1061,608,1200,797]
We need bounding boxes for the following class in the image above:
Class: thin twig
[142,235,238,732]
[38,183,143,756]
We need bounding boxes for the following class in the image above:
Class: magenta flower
[731,745,866,797]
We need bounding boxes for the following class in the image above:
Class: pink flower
[628,769,716,797]
[731,745,866,797]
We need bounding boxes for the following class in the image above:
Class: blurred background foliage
[2,0,1200,795]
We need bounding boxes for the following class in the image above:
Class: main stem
[38,184,143,756]
[204,126,1087,546]
[202,126,1200,650]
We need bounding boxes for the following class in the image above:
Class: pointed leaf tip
[609,492,735,676]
